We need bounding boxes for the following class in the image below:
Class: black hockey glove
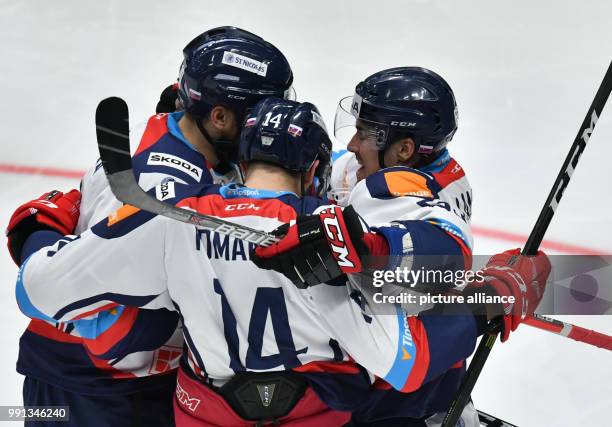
[155,83,179,114]
[251,205,388,288]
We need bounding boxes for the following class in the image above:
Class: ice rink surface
[0,1,611,425]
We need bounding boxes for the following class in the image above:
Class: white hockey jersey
[17,111,242,391]
[341,150,473,316]
[17,182,478,398]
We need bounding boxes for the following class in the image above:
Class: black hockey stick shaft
[524,60,612,255]
[477,408,517,427]
[95,97,280,247]
[442,60,612,427]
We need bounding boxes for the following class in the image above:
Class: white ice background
[0,1,611,426]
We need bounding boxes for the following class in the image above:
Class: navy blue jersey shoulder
[132,131,210,185]
[276,194,328,216]
[90,182,218,239]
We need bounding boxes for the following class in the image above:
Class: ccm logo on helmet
[390,121,416,127]
[319,207,358,270]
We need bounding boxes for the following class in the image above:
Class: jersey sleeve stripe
[77,307,139,356]
[25,319,83,343]
[426,218,472,250]
[401,317,430,392]
[382,306,418,390]
[293,360,361,375]
[16,258,57,324]
[72,306,126,338]
[53,294,159,322]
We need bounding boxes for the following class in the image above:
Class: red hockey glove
[467,249,551,342]
[6,189,81,265]
[252,205,388,288]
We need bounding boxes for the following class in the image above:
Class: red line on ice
[0,162,606,255]
[0,163,85,179]
[471,225,604,255]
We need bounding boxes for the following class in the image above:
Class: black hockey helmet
[240,97,332,197]
[335,67,458,163]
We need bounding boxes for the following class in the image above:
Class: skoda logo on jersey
[156,181,176,201]
[148,152,203,182]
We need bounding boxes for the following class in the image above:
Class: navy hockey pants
[23,376,175,427]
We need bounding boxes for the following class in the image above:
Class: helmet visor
[284,86,297,101]
[334,95,389,151]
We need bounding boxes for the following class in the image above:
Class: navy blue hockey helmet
[334,67,458,159]
[239,98,332,197]
[178,26,294,125]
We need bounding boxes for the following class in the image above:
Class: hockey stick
[96,99,612,349]
[524,314,612,350]
[477,410,517,427]
[96,98,612,343]
[442,60,612,427]
[95,96,280,247]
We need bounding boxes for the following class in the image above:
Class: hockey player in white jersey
[253,67,551,426]
[7,26,294,427]
[15,96,513,427]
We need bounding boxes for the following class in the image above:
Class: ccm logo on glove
[318,207,360,271]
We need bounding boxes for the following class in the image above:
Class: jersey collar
[419,149,451,174]
[219,184,298,200]
[166,111,197,151]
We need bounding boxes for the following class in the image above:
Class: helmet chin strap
[378,149,386,169]
[195,119,239,166]
[376,132,391,170]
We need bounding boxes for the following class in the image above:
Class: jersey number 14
[214,279,307,373]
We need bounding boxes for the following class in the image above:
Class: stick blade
[96,97,131,175]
